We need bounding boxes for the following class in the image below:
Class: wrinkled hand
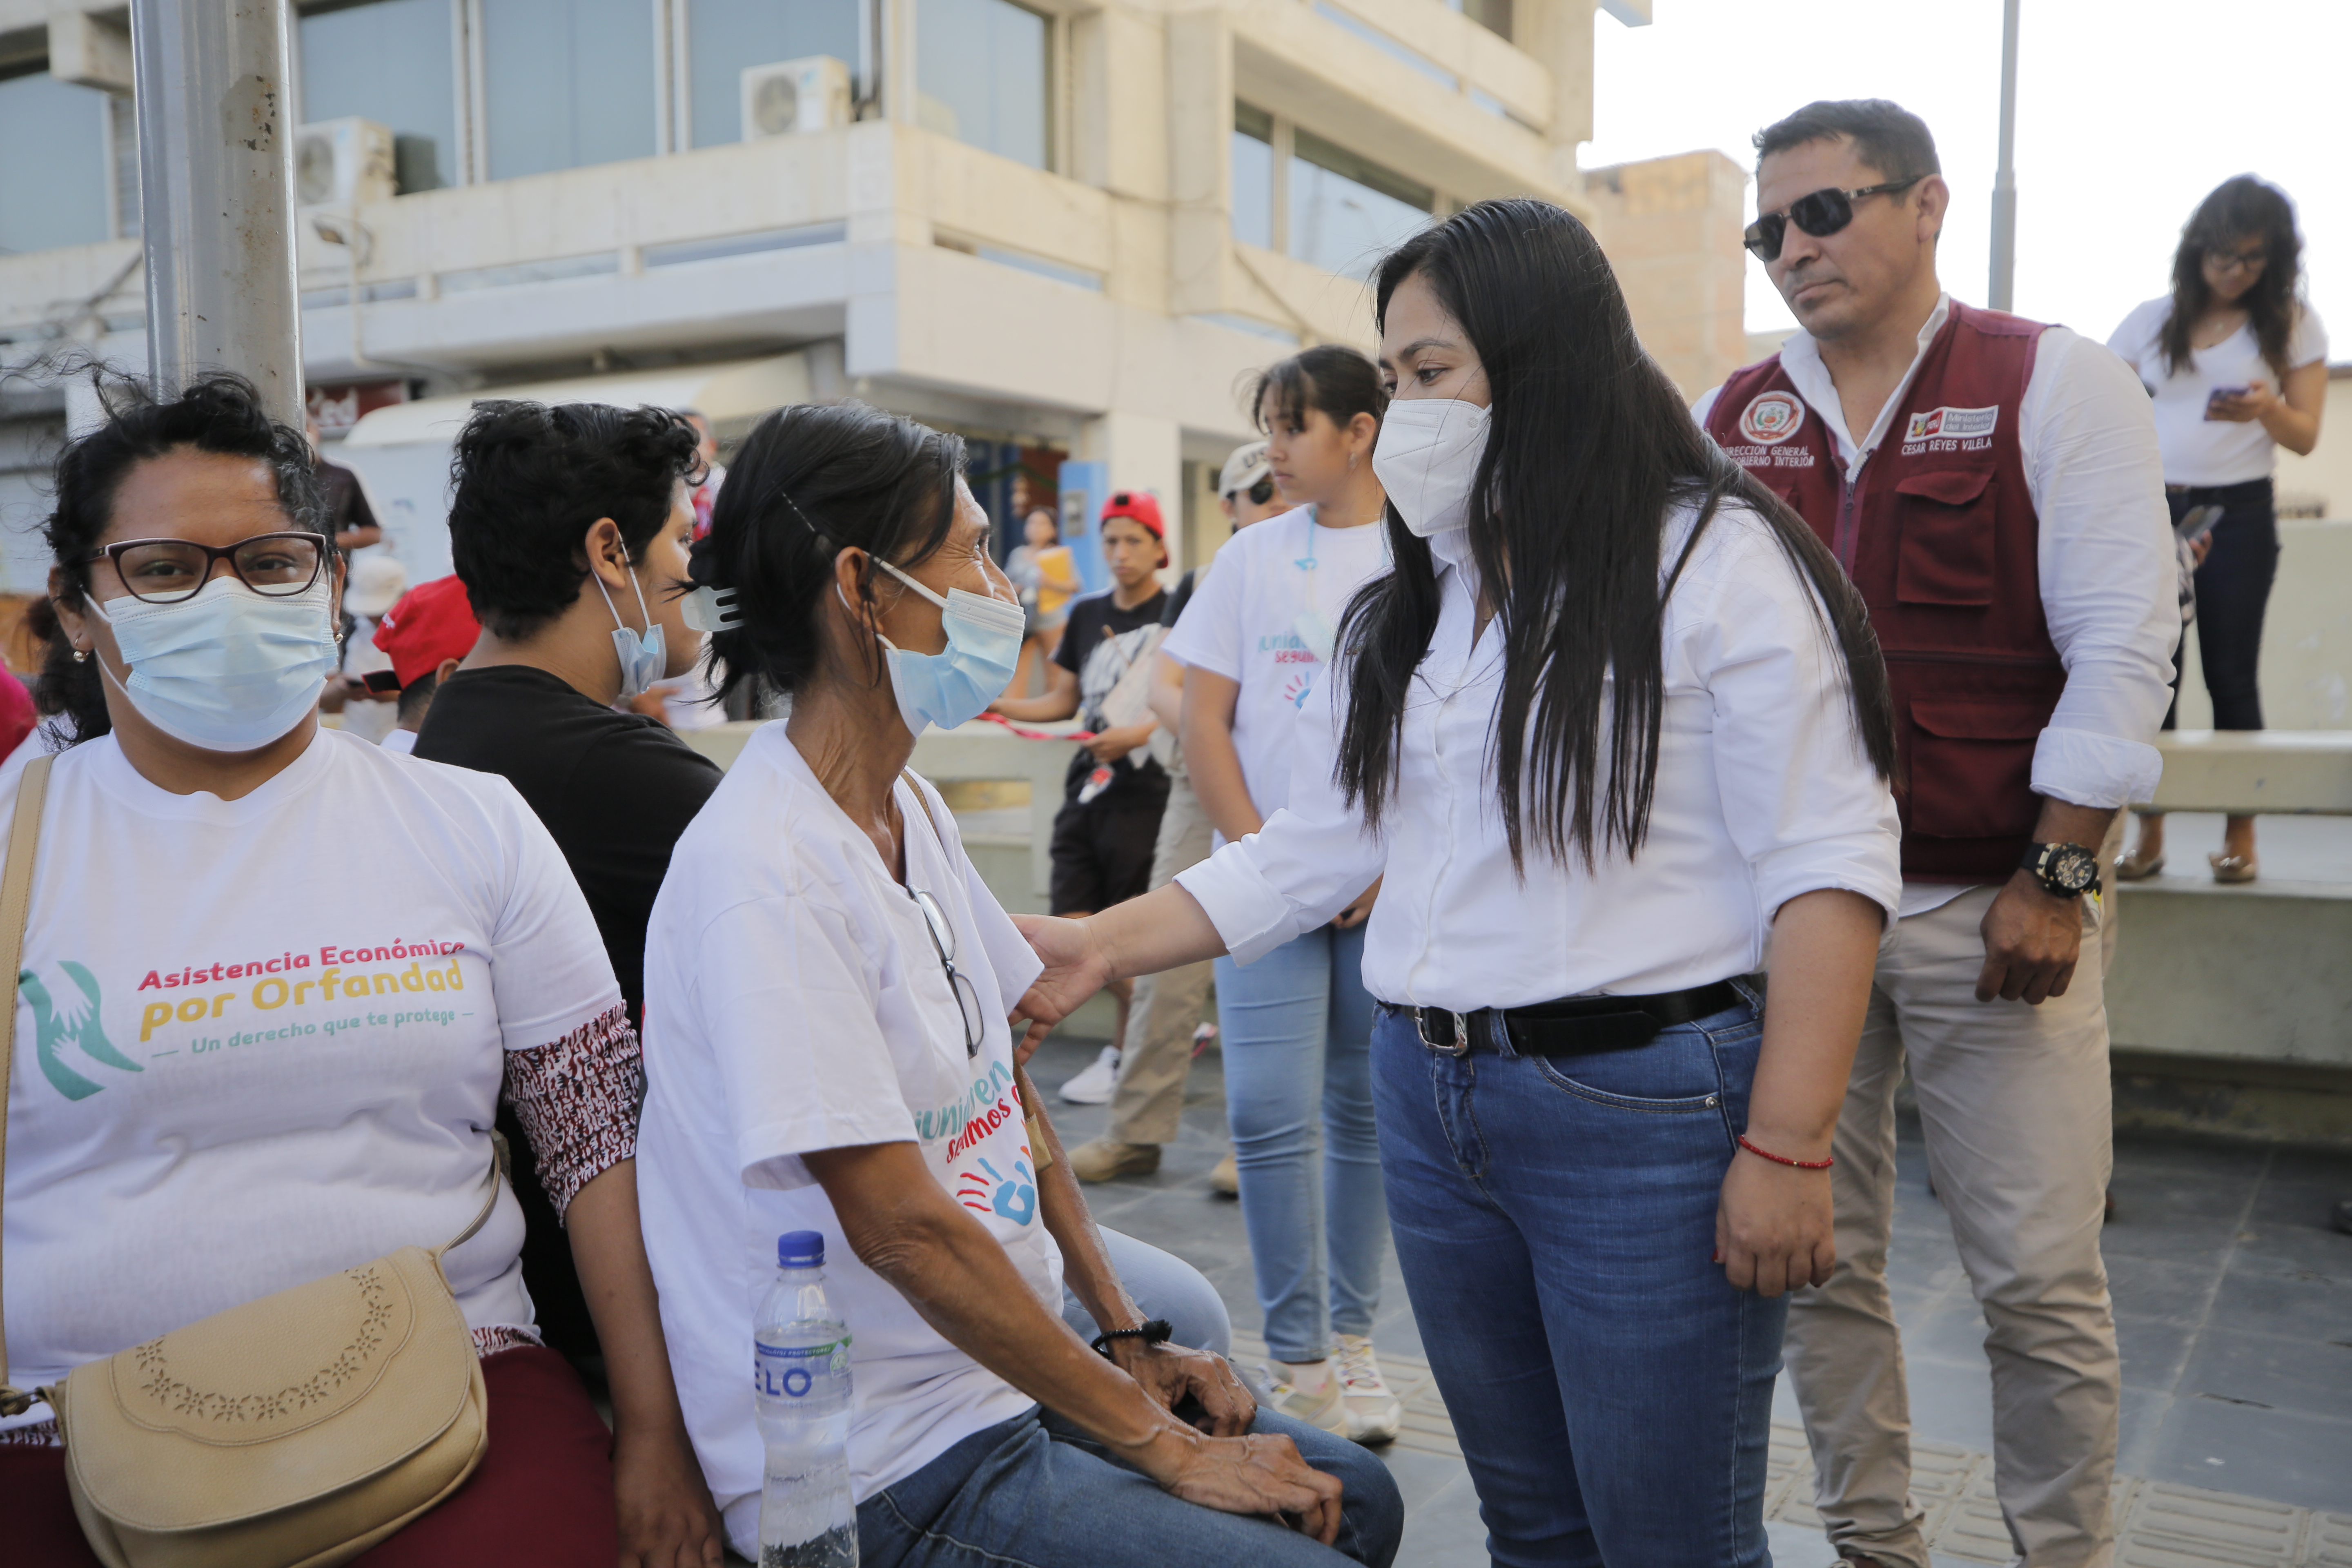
[1083,721,1155,765]
[1011,913,1116,1035]
[2206,383,2275,424]
[1975,871,2084,1004]
[1330,876,1382,931]
[1110,1340,1256,1437]
[1715,1149,1835,1296]
[612,1428,726,1568]
[1128,1426,1345,1545]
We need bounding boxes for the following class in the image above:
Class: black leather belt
[1401,980,1747,1059]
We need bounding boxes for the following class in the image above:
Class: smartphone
[360,668,403,695]
[2176,504,2224,546]
[2205,385,2251,414]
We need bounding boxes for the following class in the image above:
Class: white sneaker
[1059,1045,1121,1105]
[1255,1363,1350,1437]
[1332,1334,1402,1446]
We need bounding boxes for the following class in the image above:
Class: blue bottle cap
[777,1230,825,1268]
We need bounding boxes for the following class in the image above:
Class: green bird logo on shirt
[20,962,142,1101]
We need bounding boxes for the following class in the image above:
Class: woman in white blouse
[2108,175,2328,884]
[1013,200,1904,1563]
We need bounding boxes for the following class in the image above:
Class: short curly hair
[447,400,702,640]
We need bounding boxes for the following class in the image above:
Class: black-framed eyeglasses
[81,532,328,605]
[909,886,985,1058]
[1743,176,1926,262]
[2205,243,2268,276]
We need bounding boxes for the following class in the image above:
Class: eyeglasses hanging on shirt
[908,886,985,1057]
[1742,175,1926,262]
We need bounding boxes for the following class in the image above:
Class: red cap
[373,575,481,688]
[1100,490,1165,539]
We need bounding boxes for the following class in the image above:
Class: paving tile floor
[1027,1026,2352,1565]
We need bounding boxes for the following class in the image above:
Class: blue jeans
[1062,1227,1233,1360]
[857,1404,1403,1567]
[1214,921,1385,1363]
[1371,998,1785,1567]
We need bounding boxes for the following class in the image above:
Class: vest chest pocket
[1893,468,1997,607]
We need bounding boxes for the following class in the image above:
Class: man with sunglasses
[1695,100,2176,1568]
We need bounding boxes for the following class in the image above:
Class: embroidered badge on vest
[1737,391,1805,445]
[1903,405,2000,448]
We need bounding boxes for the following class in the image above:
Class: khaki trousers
[1785,884,2120,1568]
[1106,773,1215,1146]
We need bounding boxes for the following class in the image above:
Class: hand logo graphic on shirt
[966,1156,1037,1226]
[22,962,141,1101]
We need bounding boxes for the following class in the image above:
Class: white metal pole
[1988,0,2020,312]
[129,0,305,428]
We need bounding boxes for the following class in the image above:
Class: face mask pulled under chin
[1372,397,1491,538]
[851,558,1026,737]
[85,574,340,753]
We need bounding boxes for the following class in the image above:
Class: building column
[1079,410,1184,585]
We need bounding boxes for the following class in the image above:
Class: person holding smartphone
[2108,175,2328,884]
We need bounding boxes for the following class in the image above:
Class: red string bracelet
[1736,1134,1833,1170]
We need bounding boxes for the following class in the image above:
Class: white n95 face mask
[85,574,339,752]
[1373,398,1492,538]
[855,558,1026,737]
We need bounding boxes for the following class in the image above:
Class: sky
[1583,0,2351,352]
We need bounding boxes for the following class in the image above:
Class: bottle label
[755,1339,849,1401]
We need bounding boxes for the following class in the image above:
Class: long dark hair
[2163,176,2305,380]
[692,400,963,709]
[38,370,323,746]
[1336,199,1894,870]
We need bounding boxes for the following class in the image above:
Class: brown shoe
[1209,1152,1240,1197]
[1067,1139,1160,1183]
[2209,851,2258,884]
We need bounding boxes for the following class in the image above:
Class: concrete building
[0,0,1768,604]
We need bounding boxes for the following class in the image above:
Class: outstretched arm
[1011,882,1228,1031]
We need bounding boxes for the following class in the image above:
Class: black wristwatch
[2020,842,2101,900]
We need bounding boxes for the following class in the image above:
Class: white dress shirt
[1695,295,2178,916]
[1174,500,1902,1012]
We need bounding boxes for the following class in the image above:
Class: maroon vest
[1704,303,2060,883]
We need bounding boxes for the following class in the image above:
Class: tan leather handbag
[0,753,501,1568]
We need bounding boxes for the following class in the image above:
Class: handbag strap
[0,753,58,1414]
[899,768,948,853]
[433,1131,510,1260]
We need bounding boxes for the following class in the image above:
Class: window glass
[1230,102,1273,250]
[0,68,111,255]
[687,0,860,148]
[1456,0,1512,41]
[1288,129,1432,279]
[482,0,657,181]
[915,0,1047,169]
[298,0,459,192]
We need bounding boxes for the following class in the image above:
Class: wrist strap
[1090,1318,1172,1359]
[1736,1134,1833,1170]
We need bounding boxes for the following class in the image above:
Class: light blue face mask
[593,564,668,702]
[86,574,339,753]
[862,557,1025,737]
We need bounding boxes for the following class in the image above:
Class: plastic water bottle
[755,1230,857,1567]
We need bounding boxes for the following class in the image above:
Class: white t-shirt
[635,724,1057,1555]
[1162,506,1390,838]
[381,726,419,754]
[2107,297,2328,486]
[0,728,623,1423]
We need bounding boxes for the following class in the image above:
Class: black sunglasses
[1231,477,1275,507]
[1744,176,1926,263]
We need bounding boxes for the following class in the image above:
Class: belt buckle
[1415,1008,1473,1058]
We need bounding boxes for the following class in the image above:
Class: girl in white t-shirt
[0,374,722,1568]
[2107,175,2329,884]
[633,399,1399,1567]
[1163,347,1399,1446]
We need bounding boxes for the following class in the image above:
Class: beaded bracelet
[1736,1134,1834,1170]
[1090,1318,1173,1359]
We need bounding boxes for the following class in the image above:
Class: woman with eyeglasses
[1013,199,1904,1562]
[0,374,720,1568]
[630,400,1400,1568]
[2108,176,2328,885]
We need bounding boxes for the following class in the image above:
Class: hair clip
[682,584,741,633]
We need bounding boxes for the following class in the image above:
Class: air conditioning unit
[295,118,396,207]
[741,56,853,140]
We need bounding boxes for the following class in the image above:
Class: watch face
[2051,847,2096,892]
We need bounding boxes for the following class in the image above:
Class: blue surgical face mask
[856,557,1025,737]
[85,574,339,753]
[593,564,668,702]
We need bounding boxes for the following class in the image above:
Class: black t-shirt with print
[1054,586,1169,807]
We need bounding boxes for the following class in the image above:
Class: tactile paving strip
[1228,1332,2352,1565]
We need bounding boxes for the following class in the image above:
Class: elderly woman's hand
[1122,1427,1348,1546]
[1108,1339,1257,1436]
